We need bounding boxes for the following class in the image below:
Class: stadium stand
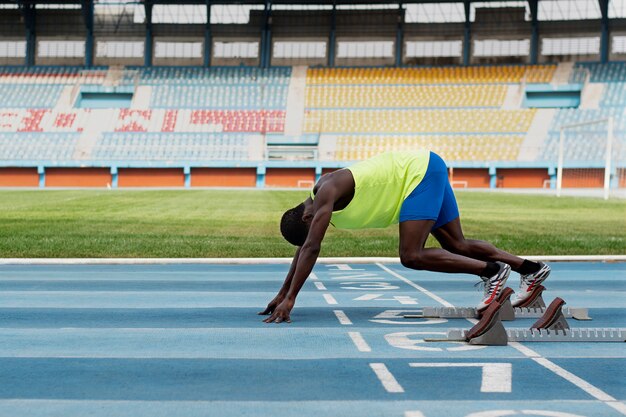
[92,133,254,161]
[306,65,556,85]
[303,65,545,162]
[0,132,80,160]
[0,62,623,188]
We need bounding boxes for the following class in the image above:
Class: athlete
[260,150,550,323]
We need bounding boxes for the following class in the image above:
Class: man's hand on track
[263,298,295,324]
[258,294,285,316]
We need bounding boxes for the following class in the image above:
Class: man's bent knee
[400,251,427,270]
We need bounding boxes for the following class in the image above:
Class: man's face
[302,198,314,225]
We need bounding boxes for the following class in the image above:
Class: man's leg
[432,217,551,306]
[431,217,525,271]
[398,219,488,275]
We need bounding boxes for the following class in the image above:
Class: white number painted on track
[354,293,418,305]
[370,310,447,325]
[385,331,486,351]
[340,282,400,290]
[408,362,512,393]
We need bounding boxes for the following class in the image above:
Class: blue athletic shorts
[399,152,460,230]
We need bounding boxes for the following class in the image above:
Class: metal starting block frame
[425,297,625,346]
[404,285,591,321]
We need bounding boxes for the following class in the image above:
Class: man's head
[280,201,312,246]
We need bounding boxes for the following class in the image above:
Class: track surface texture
[0,261,624,417]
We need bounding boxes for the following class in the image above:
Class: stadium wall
[2,165,607,190]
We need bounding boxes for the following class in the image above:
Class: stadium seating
[334,135,525,161]
[304,109,536,134]
[303,65,552,161]
[0,85,65,108]
[0,132,79,160]
[305,85,507,108]
[0,66,105,84]
[307,65,556,85]
[135,66,291,85]
[151,85,288,109]
[574,62,626,83]
[92,132,253,161]
[0,63,623,166]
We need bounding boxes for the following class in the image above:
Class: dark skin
[259,169,525,323]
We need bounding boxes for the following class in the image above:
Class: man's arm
[263,188,335,323]
[258,247,300,316]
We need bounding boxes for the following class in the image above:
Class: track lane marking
[322,293,338,305]
[369,363,404,393]
[376,263,454,308]
[349,332,372,352]
[333,310,353,325]
[377,263,626,415]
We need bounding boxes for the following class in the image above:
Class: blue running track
[0,261,624,417]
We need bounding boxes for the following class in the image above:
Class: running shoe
[512,262,551,306]
[477,261,511,311]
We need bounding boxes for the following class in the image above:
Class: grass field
[0,190,624,258]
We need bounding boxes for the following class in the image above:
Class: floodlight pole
[328,1,336,67]
[599,0,609,63]
[395,3,404,67]
[19,1,36,67]
[204,0,212,67]
[463,0,471,66]
[81,0,94,68]
[144,2,153,67]
[260,1,272,68]
[529,0,539,64]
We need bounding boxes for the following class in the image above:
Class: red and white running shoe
[512,262,551,305]
[477,261,511,311]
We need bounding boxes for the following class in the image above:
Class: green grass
[0,190,624,258]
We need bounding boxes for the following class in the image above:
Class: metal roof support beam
[20,1,37,66]
[395,2,404,67]
[529,0,538,64]
[81,0,94,67]
[599,0,609,63]
[204,0,212,66]
[328,1,336,67]
[260,0,272,68]
[144,2,153,67]
[463,0,471,66]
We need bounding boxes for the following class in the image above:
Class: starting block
[425,297,626,346]
[404,285,591,321]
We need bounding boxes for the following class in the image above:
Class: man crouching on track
[260,150,551,323]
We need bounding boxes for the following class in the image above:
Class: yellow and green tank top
[313,150,430,229]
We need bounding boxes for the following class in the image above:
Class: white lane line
[369,363,404,393]
[510,342,626,415]
[348,331,372,352]
[408,362,512,393]
[333,310,353,325]
[378,263,626,415]
[376,263,454,308]
[309,272,319,280]
[322,293,338,305]
[314,281,327,291]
